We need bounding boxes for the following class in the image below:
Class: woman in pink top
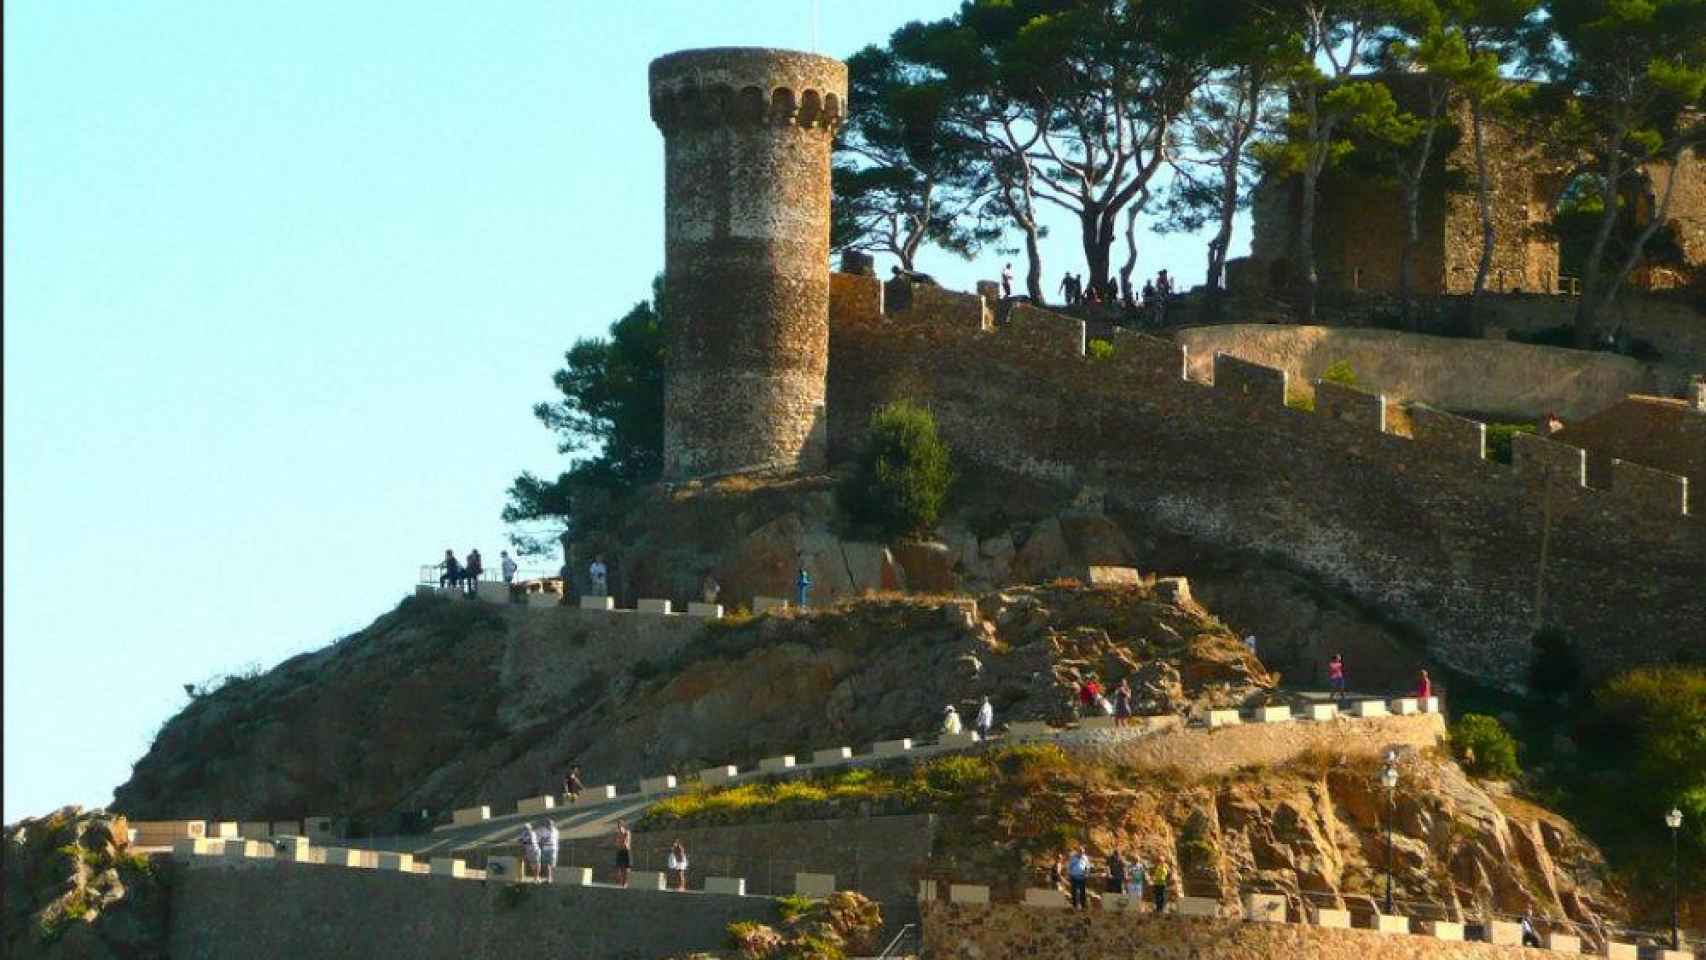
[1328,654,1346,703]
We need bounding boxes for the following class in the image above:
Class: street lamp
[1667,807,1684,951]
[1382,752,1400,915]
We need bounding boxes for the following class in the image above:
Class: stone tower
[649,48,848,481]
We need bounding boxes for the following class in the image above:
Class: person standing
[613,819,632,887]
[974,696,994,738]
[1048,854,1067,893]
[500,550,519,584]
[942,705,962,736]
[667,840,689,891]
[439,549,462,590]
[1128,854,1146,904]
[701,573,720,605]
[1078,677,1102,718]
[1328,654,1347,703]
[1001,262,1014,298]
[1114,680,1133,728]
[1067,847,1091,911]
[1058,273,1073,306]
[562,764,584,804]
[518,822,540,883]
[1150,860,1170,913]
[795,566,812,609]
[538,819,559,884]
[464,549,483,594]
[589,555,608,597]
[1416,669,1432,701]
[1107,848,1128,894]
[1244,634,1258,658]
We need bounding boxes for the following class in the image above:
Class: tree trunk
[1297,90,1324,325]
[1571,126,1629,345]
[1083,209,1111,297]
[1593,145,1684,323]
[1397,86,1446,331]
[1466,94,1495,334]
[1120,200,1140,304]
[1023,224,1044,302]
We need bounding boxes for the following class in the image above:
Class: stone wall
[168,857,780,960]
[825,273,1706,687]
[922,901,1559,960]
[1175,324,1656,420]
[1070,713,1444,778]
[651,48,847,480]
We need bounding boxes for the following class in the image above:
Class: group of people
[1052,847,1172,913]
[1051,268,1173,320]
[940,696,996,738]
[438,548,518,592]
[1073,677,1144,727]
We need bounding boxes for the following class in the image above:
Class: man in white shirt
[589,556,608,597]
[518,822,540,882]
[538,819,559,884]
[1001,263,1014,297]
[500,551,519,584]
[974,697,994,737]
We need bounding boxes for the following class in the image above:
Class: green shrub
[1449,714,1521,779]
[1593,666,1706,847]
[841,401,954,539]
[1087,338,1115,360]
[1321,360,1358,386]
[776,894,818,921]
[922,755,993,795]
[1286,392,1315,413]
[1528,627,1582,699]
[1484,422,1535,464]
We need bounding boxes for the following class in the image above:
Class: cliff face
[110,583,1271,826]
[1,808,167,960]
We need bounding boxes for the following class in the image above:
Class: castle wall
[167,857,778,959]
[651,48,847,480]
[826,273,1705,687]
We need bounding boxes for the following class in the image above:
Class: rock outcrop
[1,808,167,960]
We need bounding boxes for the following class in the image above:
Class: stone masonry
[650,48,848,480]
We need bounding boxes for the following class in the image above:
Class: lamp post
[1668,807,1683,951]
[1382,752,1399,915]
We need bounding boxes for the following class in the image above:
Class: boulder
[892,541,958,593]
[1011,517,1070,582]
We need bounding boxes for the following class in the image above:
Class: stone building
[649,47,848,481]
[1231,76,1706,297]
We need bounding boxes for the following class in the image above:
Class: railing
[872,923,918,958]
[416,564,559,587]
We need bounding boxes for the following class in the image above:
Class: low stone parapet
[516,795,556,814]
[759,755,797,773]
[485,856,520,881]
[1079,715,1117,730]
[812,747,852,765]
[1485,921,1520,945]
[1423,920,1463,941]
[1255,706,1292,723]
[1543,932,1579,953]
[1307,704,1338,721]
[304,817,334,841]
[273,837,312,861]
[555,867,594,886]
[1006,721,1052,738]
[1390,698,1419,715]
[375,852,414,872]
[1024,888,1070,909]
[1313,908,1352,928]
[579,595,615,611]
[873,738,913,756]
[430,858,466,878]
[1103,893,1142,912]
[526,593,559,608]
[1421,697,1440,714]
[586,785,618,802]
[1207,710,1242,728]
[939,732,981,748]
[704,876,746,896]
[948,884,989,905]
[637,598,673,614]
[207,822,238,839]
[238,821,270,839]
[1243,892,1286,922]
[1351,700,1389,718]
[1654,950,1693,960]
[224,840,271,859]
[323,848,371,869]
[699,765,739,786]
[173,838,221,859]
[1175,897,1225,918]
[1371,914,1410,934]
[475,581,510,603]
[753,596,789,614]
[639,775,677,795]
[795,873,836,897]
[452,806,490,826]
[687,602,723,618]
[1601,941,1637,959]
[629,870,668,890]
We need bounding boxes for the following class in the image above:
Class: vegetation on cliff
[1,809,167,960]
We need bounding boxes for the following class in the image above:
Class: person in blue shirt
[796,566,812,608]
[1067,847,1092,910]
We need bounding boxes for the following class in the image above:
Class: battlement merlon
[649,47,847,133]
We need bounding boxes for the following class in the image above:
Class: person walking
[1113,680,1133,728]
[1328,654,1347,703]
[562,764,584,804]
[589,555,608,597]
[1150,860,1170,914]
[974,696,994,738]
[613,819,632,887]
[539,819,559,884]
[1058,273,1073,306]
[941,705,962,736]
[795,566,812,609]
[518,821,541,883]
[1107,847,1128,894]
[667,840,689,891]
[1067,847,1091,911]
[1001,262,1014,298]
[439,549,462,591]
[500,550,518,584]
[464,549,483,594]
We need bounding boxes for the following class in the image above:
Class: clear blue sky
[2,1,1249,823]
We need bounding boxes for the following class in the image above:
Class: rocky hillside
[111,581,1271,829]
[1,808,167,960]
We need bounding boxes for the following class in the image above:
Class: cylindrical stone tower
[649,47,848,481]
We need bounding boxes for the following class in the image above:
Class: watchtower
[649,47,848,481]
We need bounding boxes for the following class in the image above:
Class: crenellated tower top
[649,47,846,134]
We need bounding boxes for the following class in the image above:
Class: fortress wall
[1213,353,1288,406]
[1006,303,1086,359]
[923,901,1556,960]
[1315,380,1388,432]
[826,277,1705,687]
[1612,459,1691,516]
[1409,406,1487,459]
[168,857,778,960]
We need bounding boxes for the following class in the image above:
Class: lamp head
[1666,808,1684,830]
